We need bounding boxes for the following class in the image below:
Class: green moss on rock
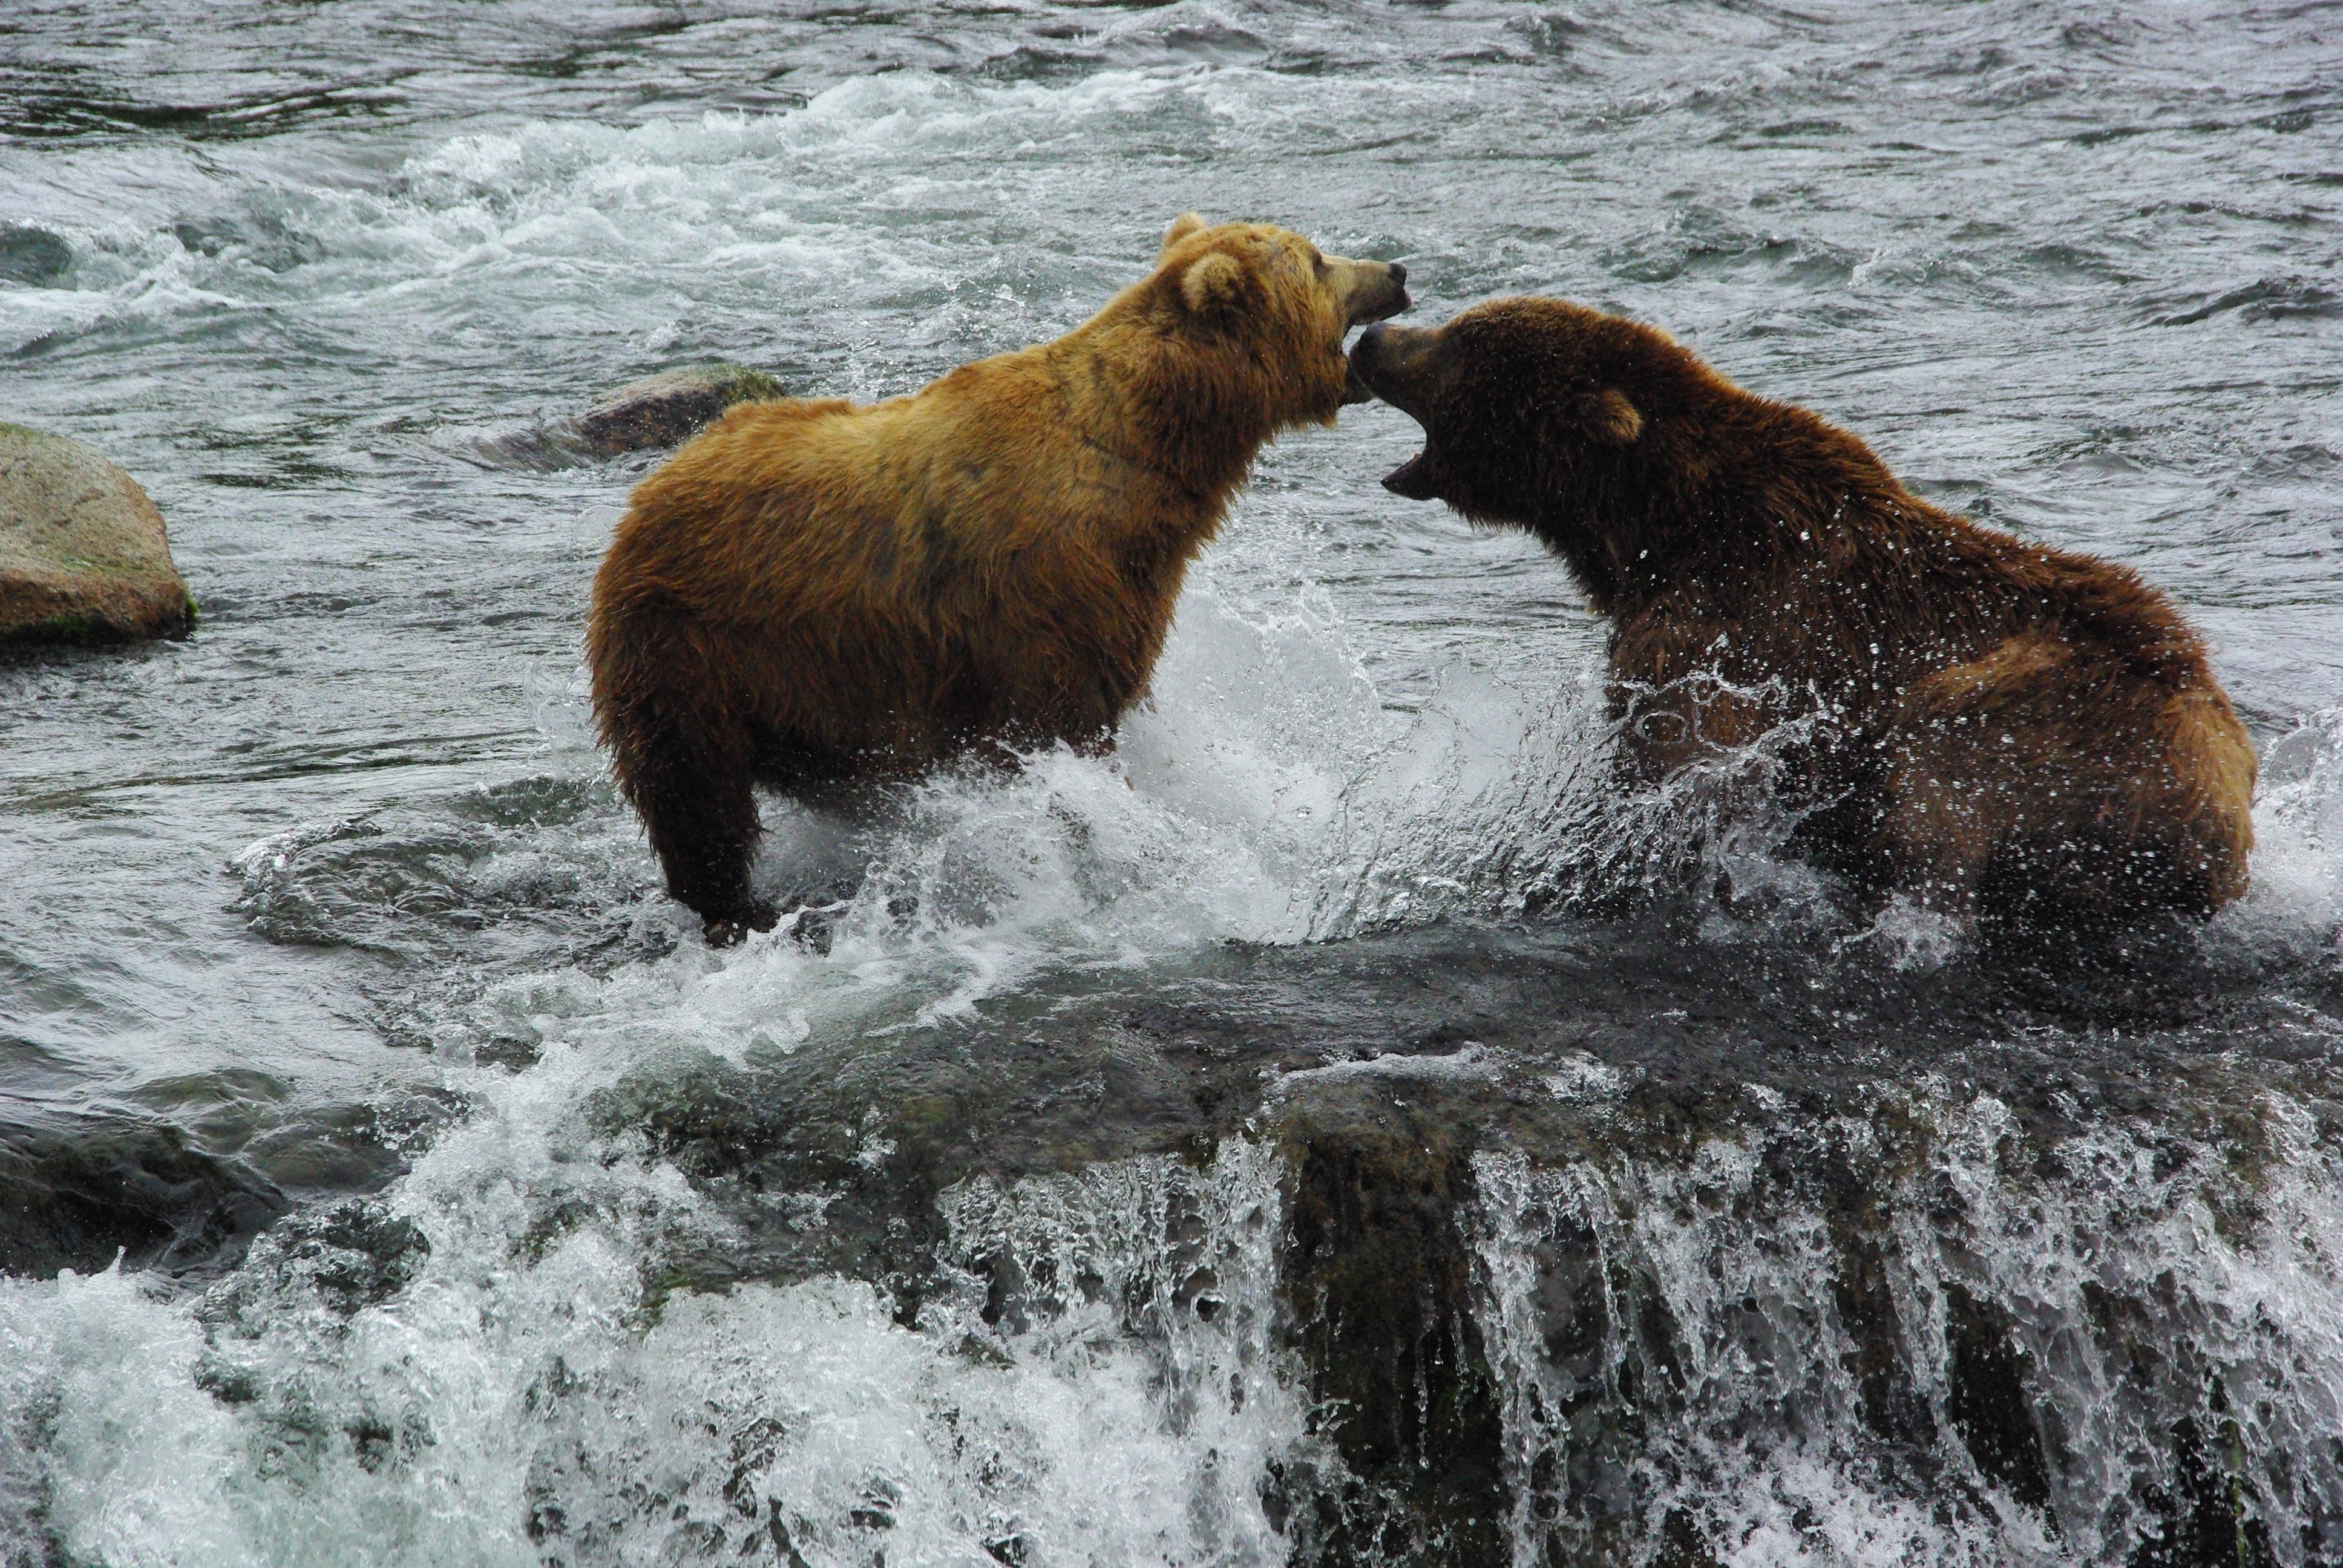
[0,611,101,646]
[579,362,787,457]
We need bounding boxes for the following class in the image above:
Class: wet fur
[1351,298,2255,926]
[588,217,1406,942]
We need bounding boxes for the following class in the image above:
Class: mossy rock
[1277,1105,1512,1566]
[0,423,194,646]
[578,363,784,456]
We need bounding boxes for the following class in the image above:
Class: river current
[4,3,2343,1564]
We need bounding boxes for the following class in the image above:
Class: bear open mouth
[1381,449,1437,499]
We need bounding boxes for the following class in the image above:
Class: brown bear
[1349,298,2256,929]
[588,215,1409,943]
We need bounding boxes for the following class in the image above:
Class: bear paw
[701,899,780,949]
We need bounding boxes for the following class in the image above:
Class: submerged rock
[0,424,194,646]
[0,1112,287,1279]
[577,362,782,456]
[446,362,784,470]
[0,224,73,287]
[197,1198,431,1333]
[1279,1106,1511,1566]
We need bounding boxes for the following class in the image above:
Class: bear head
[1142,214,1411,425]
[1349,296,1719,529]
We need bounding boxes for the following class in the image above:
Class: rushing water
[5,2,2343,1564]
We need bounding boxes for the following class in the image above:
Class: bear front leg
[1608,672,1770,789]
[598,666,778,946]
[635,756,777,947]
[1876,759,1992,926]
[1607,613,1776,789]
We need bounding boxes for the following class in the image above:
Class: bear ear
[1160,212,1208,258]
[1180,250,1245,316]
[1576,387,1644,446]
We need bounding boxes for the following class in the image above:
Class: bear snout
[1366,263,1411,323]
[1336,258,1411,330]
[1351,323,1445,494]
[1348,322,1439,415]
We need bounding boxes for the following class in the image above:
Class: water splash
[1466,1084,2343,1567]
[0,1135,1303,1567]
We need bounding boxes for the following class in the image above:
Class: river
[4,2,2342,1564]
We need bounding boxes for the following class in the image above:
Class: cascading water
[5,3,2343,1564]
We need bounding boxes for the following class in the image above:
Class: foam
[1272,1042,1499,1094]
[0,557,1617,1560]
[0,1133,1301,1566]
[1469,1090,2343,1566]
[2207,704,2343,964]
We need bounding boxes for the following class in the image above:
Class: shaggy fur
[1351,297,2255,926]
[589,215,1408,942]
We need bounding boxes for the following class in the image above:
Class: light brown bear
[1350,298,2255,930]
[588,215,1409,943]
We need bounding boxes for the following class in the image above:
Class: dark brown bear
[588,216,1407,944]
[1350,298,2256,927]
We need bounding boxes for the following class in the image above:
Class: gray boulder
[0,424,193,645]
[577,362,782,456]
